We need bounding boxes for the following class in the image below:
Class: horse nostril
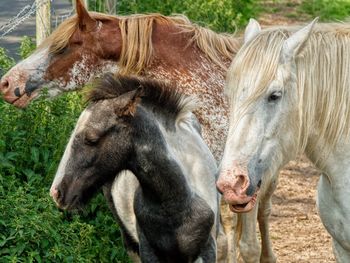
[216,185,224,195]
[257,179,262,188]
[50,186,62,202]
[0,79,9,90]
[14,87,21,97]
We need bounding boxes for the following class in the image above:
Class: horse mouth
[228,192,258,213]
[3,90,39,108]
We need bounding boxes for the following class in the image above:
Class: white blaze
[50,109,92,192]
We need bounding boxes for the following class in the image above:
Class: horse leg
[257,179,277,263]
[317,174,350,263]
[138,230,162,263]
[198,235,217,263]
[104,172,141,262]
[219,198,237,263]
[238,204,260,263]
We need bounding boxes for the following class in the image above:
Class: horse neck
[145,23,229,92]
[130,107,192,207]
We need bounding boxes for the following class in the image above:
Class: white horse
[217,18,350,262]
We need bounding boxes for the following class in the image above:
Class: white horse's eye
[267,91,282,103]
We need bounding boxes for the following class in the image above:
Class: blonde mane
[40,12,116,54]
[117,13,240,74]
[226,23,350,165]
[40,12,240,74]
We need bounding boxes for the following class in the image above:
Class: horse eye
[84,135,99,146]
[267,91,282,103]
[56,47,68,55]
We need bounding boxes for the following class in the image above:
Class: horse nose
[0,77,9,91]
[50,186,61,203]
[217,174,249,194]
[216,180,225,195]
[216,183,223,195]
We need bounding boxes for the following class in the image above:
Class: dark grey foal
[50,74,219,262]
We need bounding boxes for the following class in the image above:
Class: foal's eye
[267,91,282,103]
[84,135,99,146]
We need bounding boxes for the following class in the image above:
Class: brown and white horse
[0,1,275,262]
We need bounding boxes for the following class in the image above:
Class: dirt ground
[269,159,335,262]
[249,1,336,262]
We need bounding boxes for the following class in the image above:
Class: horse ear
[76,0,97,32]
[244,18,261,44]
[115,87,143,117]
[281,17,318,64]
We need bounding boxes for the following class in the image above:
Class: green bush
[0,48,15,76]
[90,0,260,32]
[117,0,257,32]
[19,36,36,59]
[300,0,350,21]
[0,39,129,262]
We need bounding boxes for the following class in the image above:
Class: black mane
[88,73,188,117]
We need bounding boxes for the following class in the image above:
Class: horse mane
[87,73,196,122]
[40,12,240,73]
[40,12,116,54]
[226,22,350,165]
[117,13,240,74]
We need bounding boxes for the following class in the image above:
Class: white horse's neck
[306,135,350,184]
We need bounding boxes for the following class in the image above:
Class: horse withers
[50,74,219,262]
[219,18,350,262]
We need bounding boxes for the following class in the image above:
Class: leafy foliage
[0,38,129,262]
[19,36,36,59]
[0,48,15,77]
[300,0,350,21]
[89,0,260,32]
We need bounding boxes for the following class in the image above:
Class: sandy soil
[270,159,335,262]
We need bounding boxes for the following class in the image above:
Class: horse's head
[0,0,120,108]
[217,19,317,213]
[50,75,142,210]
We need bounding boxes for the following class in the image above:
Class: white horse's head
[217,18,317,213]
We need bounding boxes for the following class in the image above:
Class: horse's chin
[227,191,259,213]
[4,91,39,108]
[55,196,85,212]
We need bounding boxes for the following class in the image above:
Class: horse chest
[134,192,214,260]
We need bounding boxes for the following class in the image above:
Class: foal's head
[50,74,195,209]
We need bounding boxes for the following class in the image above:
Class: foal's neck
[131,111,192,208]
[134,154,192,208]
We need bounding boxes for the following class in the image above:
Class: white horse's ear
[244,18,261,44]
[281,17,318,63]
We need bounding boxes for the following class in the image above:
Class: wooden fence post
[36,0,51,46]
[105,0,117,14]
[72,0,89,10]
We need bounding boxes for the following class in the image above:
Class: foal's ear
[281,18,318,64]
[244,18,261,44]
[76,0,98,32]
[115,87,143,117]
